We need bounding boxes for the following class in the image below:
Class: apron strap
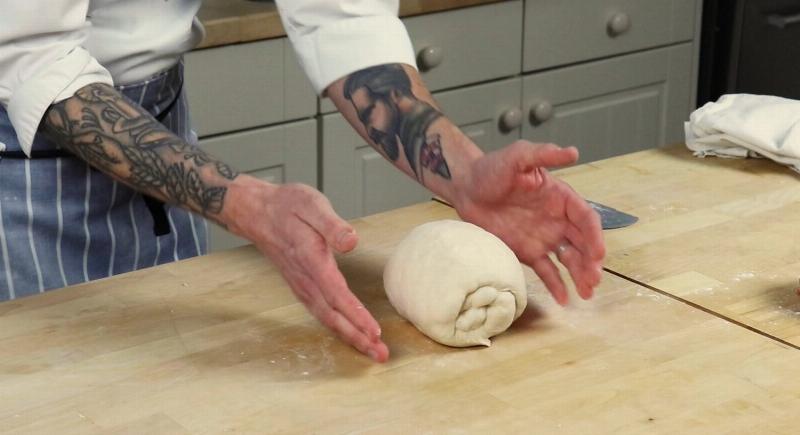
[142,195,172,236]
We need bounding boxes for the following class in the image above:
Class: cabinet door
[522,43,693,163]
[524,0,697,72]
[322,78,522,219]
[199,119,317,251]
[185,39,316,137]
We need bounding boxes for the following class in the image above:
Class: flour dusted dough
[383,220,527,347]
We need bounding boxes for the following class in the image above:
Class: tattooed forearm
[343,64,451,183]
[42,83,238,222]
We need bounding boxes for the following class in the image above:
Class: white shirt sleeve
[0,3,113,156]
[275,0,418,95]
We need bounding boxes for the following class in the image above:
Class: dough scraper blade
[586,200,638,230]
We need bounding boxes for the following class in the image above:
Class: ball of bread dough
[383,220,527,347]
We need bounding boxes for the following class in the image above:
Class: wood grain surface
[196,0,509,49]
[558,145,800,348]
[3,201,800,434]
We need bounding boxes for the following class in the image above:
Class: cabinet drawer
[434,77,522,153]
[185,39,316,137]
[407,0,522,90]
[322,78,522,219]
[320,0,523,113]
[524,0,697,72]
[521,43,693,163]
[199,119,317,251]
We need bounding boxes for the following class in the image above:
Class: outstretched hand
[452,141,605,305]
[225,178,388,362]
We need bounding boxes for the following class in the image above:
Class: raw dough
[383,220,527,347]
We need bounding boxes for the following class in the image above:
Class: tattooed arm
[43,83,238,227]
[42,83,389,362]
[328,64,606,305]
[328,64,480,202]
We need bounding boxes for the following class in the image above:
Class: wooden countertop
[3,200,800,433]
[197,0,509,49]
[558,145,800,347]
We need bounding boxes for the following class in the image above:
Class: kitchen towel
[684,94,800,172]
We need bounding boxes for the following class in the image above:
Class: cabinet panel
[185,39,316,137]
[522,44,693,163]
[199,119,317,251]
[359,149,429,217]
[283,40,318,121]
[319,0,523,114]
[524,0,697,72]
[322,78,522,219]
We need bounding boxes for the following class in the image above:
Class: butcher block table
[3,198,800,433]
[559,145,800,348]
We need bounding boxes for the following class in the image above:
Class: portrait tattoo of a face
[344,64,452,182]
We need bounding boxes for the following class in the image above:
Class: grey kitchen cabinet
[523,0,697,72]
[185,38,316,137]
[319,0,523,114]
[322,78,523,219]
[522,43,693,163]
[199,119,317,251]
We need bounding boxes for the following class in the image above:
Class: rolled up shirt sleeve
[0,2,113,156]
[275,0,417,95]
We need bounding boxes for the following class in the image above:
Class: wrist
[217,174,278,239]
[441,127,482,207]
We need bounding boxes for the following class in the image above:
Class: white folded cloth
[685,94,800,172]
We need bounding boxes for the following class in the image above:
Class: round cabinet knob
[529,100,554,124]
[499,108,523,131]
[607,12,631,37]
[418,46,444,70]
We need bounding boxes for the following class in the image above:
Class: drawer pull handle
[529,101,553,124]
[418,46,444,70]
[607,12,631,37]
[499,108,523,131]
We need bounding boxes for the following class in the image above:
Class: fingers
[555,242,595,300]
[530,256,569,306]
[286,262,388,362]
[505,141,579,173]
[307,295,389,362]
[295,188,359,254]
[288,189,369,347]
[310,253,383,340]
[564,191,605,262]
[274,216,385,362]
[555,193,604,299]
[290,189,382,339]
[523,187,604,303]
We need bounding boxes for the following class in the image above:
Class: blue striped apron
[0,60,208,301]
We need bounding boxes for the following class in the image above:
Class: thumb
[301,194,360,254]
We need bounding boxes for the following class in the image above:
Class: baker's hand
[224,177,388,362]
[452,141,605,304]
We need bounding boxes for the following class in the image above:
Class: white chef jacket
[0,0,417,156]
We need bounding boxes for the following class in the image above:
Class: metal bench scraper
[587,200,638,230]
